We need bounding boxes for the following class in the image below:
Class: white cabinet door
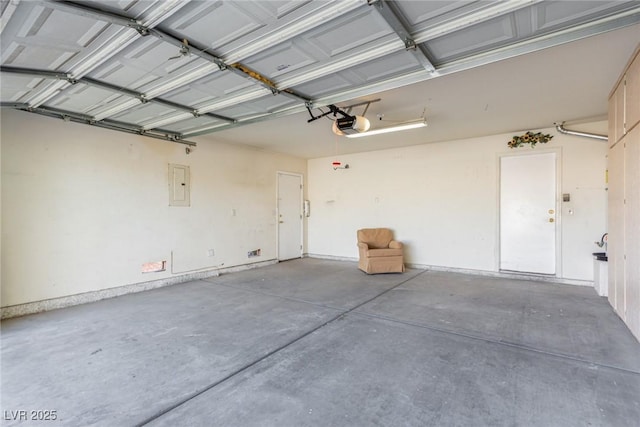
[608,141,625,313]
[624,126,640,336]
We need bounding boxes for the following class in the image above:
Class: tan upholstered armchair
[357,228,405,274]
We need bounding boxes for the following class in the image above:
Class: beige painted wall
[1,110,608,308]
[1,110,306,307]
[307,123,608,282]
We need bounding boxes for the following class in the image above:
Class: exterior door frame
[496,147,562,276]
[276,171,303,261]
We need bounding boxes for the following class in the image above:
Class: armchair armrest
[389,240,403,249]
[357,242,369,250]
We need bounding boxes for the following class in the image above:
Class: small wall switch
[207,249,215,257]
[563,193,570,202]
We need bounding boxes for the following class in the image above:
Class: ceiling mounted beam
[183,104,307,138]
[81,76,234,123]
[0,65,235,123]
[11,104,196,146]
[369,0,435,72]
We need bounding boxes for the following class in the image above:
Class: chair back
[357,228,394,249]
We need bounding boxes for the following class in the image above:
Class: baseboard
[405,263,593,287]
[305,254,592,287]
[0,259,278,320]
[305,253,357,262]
[2,257,593,319]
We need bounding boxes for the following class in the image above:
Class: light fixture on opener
[345,118,427,138]
[306,103,371,136]
[332,115,370,136]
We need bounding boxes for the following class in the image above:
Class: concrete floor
[2,258,639,426]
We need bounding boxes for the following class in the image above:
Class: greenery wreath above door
[508,131,554,148]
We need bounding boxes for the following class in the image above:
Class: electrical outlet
[247,249,261,258]
[207,249,215,257]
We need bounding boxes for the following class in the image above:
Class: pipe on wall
[555,122,608,141]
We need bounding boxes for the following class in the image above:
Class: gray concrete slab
[147,314,640,427]
[358,270,640,372]
[1,280,341,426]
[205,258,423,310]
[2,259,639,427]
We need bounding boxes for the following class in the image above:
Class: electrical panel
[169,164,190,207]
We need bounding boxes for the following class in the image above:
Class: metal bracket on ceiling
[134,25,149,37]
[168,39,191,60]
[306,98,381,124]
[404,37,417,51]
[306,104,354,123]
[343,98,380,114]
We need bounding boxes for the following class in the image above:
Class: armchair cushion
[388,241,403,249]
[367,248,403,258]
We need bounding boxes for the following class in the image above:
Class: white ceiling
[1,0,639,158]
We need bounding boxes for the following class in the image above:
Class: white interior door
[500,152,557,274]
[277,172,302,261]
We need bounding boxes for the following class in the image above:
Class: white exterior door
[500,152,557,274]
[277,172,303,261]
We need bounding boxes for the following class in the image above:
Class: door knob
[279,221,284,223]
